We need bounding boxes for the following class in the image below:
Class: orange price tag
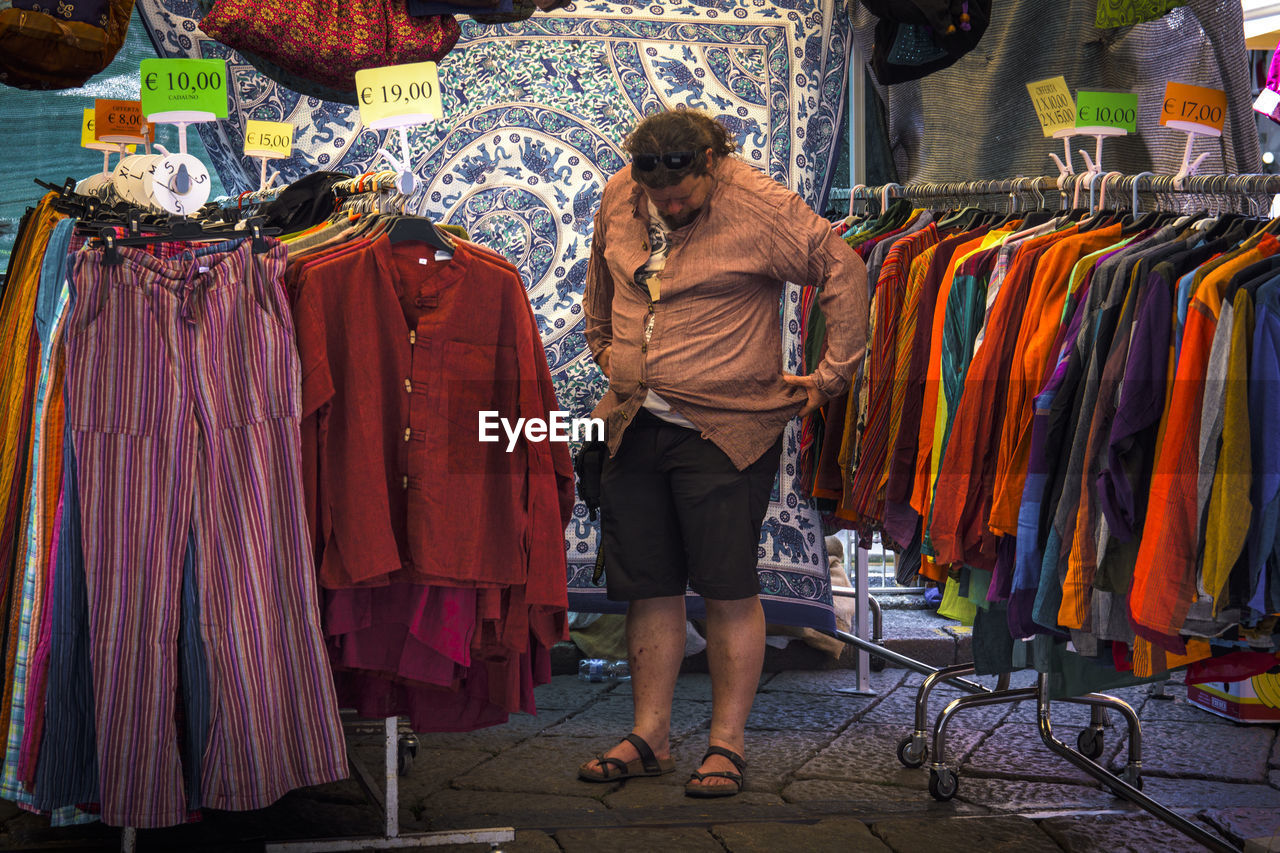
[94,99,155,145]
[1160,82,1227,137]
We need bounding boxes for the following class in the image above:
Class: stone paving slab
[858,681,1019,729]
[1038,811,1228,852]
[603,782,785,810]
[556,826,724,853]
[540,694,709,740]
[1135,720,1274,781]
[408,708,570,752]
[779,779,989,816]
[964,723,1127,785]
[952,776,1119,813]
[745,689,873,733]
[532,675,618,710]
[760,666,909,697]
[451,737,627,797]
[1202,806,1280,850]
[712,816,891,852]
[1139,695,1228,724]
[351,743,493,805]
[420,788,622,831]
[796,723,985,787]
[1140,776,1280,810]
[869,814,1062,853]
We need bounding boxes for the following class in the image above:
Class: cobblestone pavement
[2,625,1278,852]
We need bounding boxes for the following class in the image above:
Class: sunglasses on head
[632,151,697,171]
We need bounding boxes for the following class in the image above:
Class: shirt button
[409,330,416,344]
[404,379,412,393]
[404,428,411,441]
[402,476,409,489]
[639,380,646,388]
[641,242,648,250]
[621,412,629,420]
[641,343,647,353]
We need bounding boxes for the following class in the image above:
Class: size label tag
[244,120,294,159]
[1076,90,1137,134]
[355,61,443,130]
[81,108,135,153]
[1254,87,1280,122]
[1026,76,1076,137]
[1160,81,1227,137]
[140,58,229,121]
[94,99,155,145]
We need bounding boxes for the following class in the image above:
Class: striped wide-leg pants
[60,240,347,827]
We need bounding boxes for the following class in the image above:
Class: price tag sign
[1160,81,1227,137]
[94,99,155,145]
[355,61,443,130]
[244,120,294,159]
[81,108,135,153]
[1026,76,1076,138]
[140,58,229,123]
[1076,90,1137,135]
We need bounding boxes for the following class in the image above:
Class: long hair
[623,108,737,188]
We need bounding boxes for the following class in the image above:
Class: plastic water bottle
[578,659,630,682]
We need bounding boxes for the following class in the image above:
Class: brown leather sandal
[684,745,746,798]
[578,732,675,782]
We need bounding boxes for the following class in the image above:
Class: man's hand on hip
[782,373,828,417]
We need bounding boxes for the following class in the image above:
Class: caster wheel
[1076,727,1103,760]
[928,767,958,801]
[896,735,928,769]
[397,735,419,776]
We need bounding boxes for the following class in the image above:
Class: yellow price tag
[355,62,443,130]
[1026,75,1076,138]
[94,99,155,145]
[244,120,294,159]
[81,108,135,153]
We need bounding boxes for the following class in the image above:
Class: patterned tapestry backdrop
[136,0,851,630]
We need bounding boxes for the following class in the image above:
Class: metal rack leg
[267,716,514,852]
[1033,674,1236,853]
[925,685,1041,800]
[1055,691,1142,778]
[895,663,978,768]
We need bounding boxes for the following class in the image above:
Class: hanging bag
[199,0,460,95]
[0,0,134,90]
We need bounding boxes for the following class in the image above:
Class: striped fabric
[59,240,347,827]
[846,225,938,530]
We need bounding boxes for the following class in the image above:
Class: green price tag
[140,58,229,122]
[1076,91,1137,134]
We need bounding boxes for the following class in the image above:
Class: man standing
[577,108,867,796]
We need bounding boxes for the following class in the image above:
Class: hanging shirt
[1130,234,1280,652]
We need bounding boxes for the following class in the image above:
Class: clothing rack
[847,172,1280,217]
[830,171,1268,853]
[104,169,504,853]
